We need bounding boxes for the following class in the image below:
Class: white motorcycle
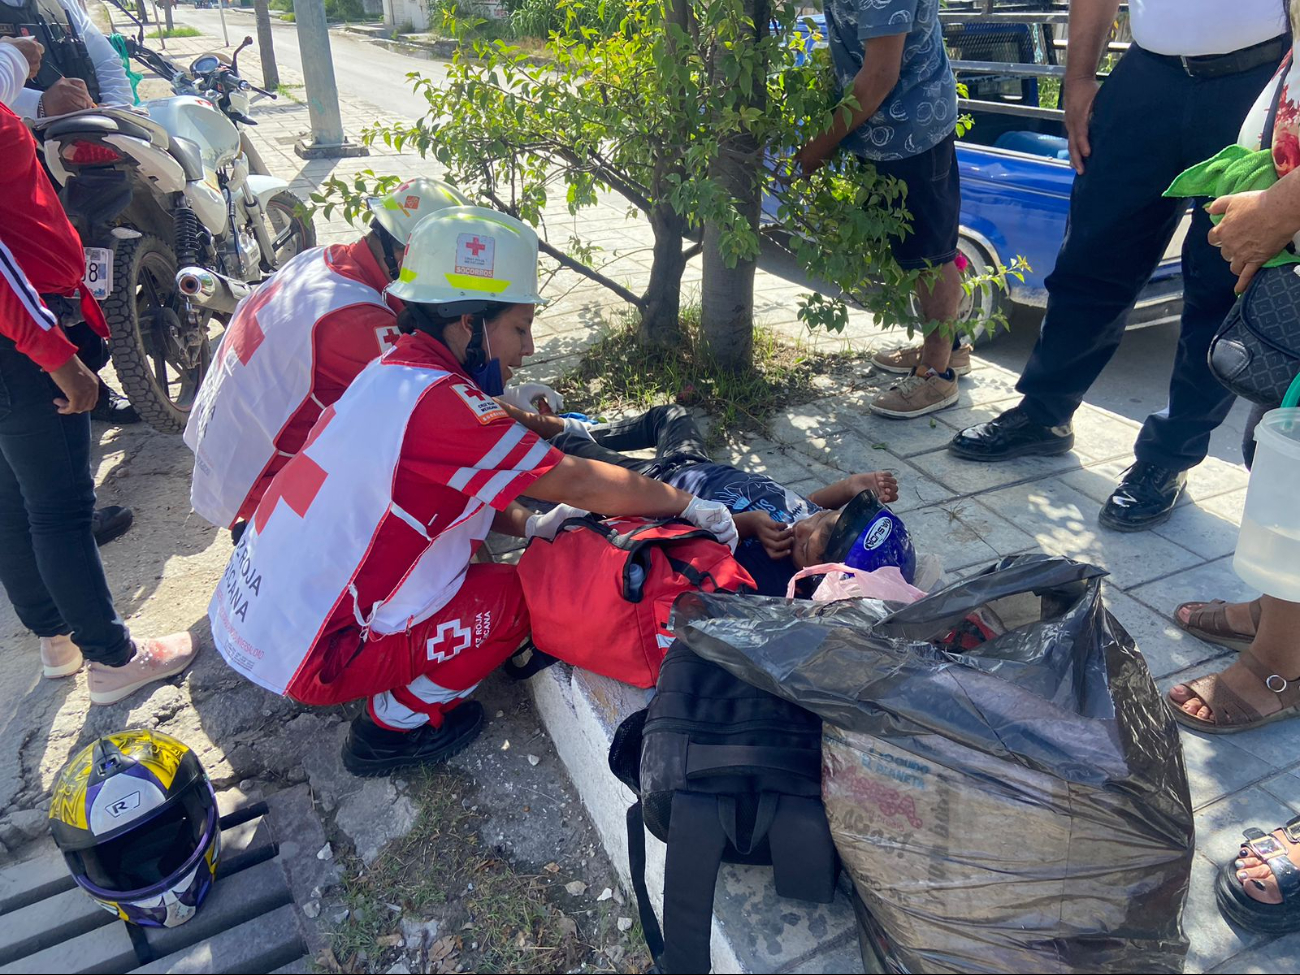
[34,35,315,433]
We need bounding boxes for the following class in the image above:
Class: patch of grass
[276,82,305,103]
[280,10,295,20]
[554,306,850,441]
[148,25,202,37]
[322,765,647,974]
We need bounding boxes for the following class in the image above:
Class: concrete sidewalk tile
[785,451,851,487]
[1152,499,1245,563]
[785,934,864,974]
[903,499,1036,573]
[1103,588,1226,680]
[1196,786,1300,873]
[1128,557,1258,618]
[910,448,1087,500]
[1261,769,1300,806]
[1209,931,1300,974]
[1166,716,1277,810]
[768,399,849,445]
[844,411,960,458]
[1182,853,1268,975]
[714,870,857,973]
[1063,405,1144,463]
[982,477,1201,588]
[1186,456,1252,500]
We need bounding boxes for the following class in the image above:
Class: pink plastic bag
[784,563,927,604]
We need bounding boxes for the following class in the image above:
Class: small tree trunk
[137,0,150,23]
[698,0,768,372]
[163,0,174,30]
[254,0,280,89]
[639,203,687,347]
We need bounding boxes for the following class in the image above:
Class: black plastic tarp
[671,554,1194,974]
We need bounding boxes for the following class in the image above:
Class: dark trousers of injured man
[286,563,531,730]
[551,404,711,479]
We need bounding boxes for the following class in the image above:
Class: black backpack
[607,640,838,973]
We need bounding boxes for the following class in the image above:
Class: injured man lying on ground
[509,402,901,597]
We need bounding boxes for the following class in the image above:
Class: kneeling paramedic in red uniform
[185,178,470,539]
[207,207,738,776]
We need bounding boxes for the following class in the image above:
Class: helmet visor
[76,783,213,896]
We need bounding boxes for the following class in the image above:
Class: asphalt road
[172,5,445,119]
[167,6,1252,465]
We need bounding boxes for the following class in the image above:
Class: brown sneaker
[872,344,972,377]
[40,635,83,679]
[870,370,959,419]
[87,633,197,706]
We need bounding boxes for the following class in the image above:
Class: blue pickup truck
[788,14,1185,342]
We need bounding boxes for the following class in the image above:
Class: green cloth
[109,34,144,105]
[1164,144,1300,268]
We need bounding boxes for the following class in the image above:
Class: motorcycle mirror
[231,35,253,72]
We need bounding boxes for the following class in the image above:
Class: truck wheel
[955,236,1009,347]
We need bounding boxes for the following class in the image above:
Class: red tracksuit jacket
[0,101,108,372]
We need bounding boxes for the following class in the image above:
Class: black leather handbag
[1208,67,1300,407]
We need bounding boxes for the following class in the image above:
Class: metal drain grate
[0,801,310,974]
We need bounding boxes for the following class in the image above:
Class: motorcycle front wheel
[104,233,215,434]
[265,190,317,267]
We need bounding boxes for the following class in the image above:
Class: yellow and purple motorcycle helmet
[48,730,220,928]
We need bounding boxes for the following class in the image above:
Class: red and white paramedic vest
[207,355,498,697]
[184,245,390,529]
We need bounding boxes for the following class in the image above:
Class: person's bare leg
[1169,596,1300,721]
[916,262,963,374]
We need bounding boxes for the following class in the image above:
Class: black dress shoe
[90,381,141,425]
[341,701,485,777]
[1099,463,1187,532]
[948,404,1074,461]
[92,505,134,546]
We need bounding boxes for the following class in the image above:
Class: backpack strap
[661,791,729,974]
[685,743,821,783]
[768,795,838,904]
[626,800,667,971]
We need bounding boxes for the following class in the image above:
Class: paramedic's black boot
[1098,462,1186,532]
[341,701,485,777]
[92,505,133,546]
[948,403,1073,461]
[90,381,141,425]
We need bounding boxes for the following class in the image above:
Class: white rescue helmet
[387,206,546,307]
[367,178,472,246]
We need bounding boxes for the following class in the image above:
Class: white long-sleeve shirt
[0,0,132,117]
[0,42,26,107]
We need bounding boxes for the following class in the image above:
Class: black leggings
[551,405,712,481]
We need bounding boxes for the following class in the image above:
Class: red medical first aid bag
[515,516,756,687]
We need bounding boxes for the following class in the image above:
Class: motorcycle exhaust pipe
[176,267,252,314]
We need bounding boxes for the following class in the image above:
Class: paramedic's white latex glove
[524,503,590,541]
[499,382,564,415]
[560,416,595,442]
[680,497,738,552]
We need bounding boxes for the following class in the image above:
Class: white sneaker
[87,633,197,706]
[40,634,83,679]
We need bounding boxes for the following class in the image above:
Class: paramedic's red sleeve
[402,381,563,511]
[0,234,78,372]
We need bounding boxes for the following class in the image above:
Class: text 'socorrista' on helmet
[387,206,547,308]
[366,178,472,247]
[49,729,220,928]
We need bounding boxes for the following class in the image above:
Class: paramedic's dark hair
[396,302,514,340]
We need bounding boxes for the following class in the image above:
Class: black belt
[1138,34,1288,79]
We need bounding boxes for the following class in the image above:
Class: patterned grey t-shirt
[822,0,958,161]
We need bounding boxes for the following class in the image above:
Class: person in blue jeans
[948,0,1289,531]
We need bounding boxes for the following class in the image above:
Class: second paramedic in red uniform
[207,208,739,776]
[185,178,471,539]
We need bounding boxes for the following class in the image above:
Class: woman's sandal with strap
[1171,650,1300,734]
[1176,598,1261,653]
[1216,816,1300,933]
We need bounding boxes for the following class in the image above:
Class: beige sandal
[1175,598,1261,653]
[1171,650,1300,734]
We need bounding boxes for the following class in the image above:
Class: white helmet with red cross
[367,178,472,246]
[387,206,546,306]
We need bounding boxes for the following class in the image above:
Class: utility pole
[292,0,367,158]
[253,0,280,91]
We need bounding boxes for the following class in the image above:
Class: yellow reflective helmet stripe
[399,267,418,283]
[444,273,511,294]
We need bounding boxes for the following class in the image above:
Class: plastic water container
[1235,408,1300,599]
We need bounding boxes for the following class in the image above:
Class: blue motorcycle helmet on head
[822,489,916,583]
